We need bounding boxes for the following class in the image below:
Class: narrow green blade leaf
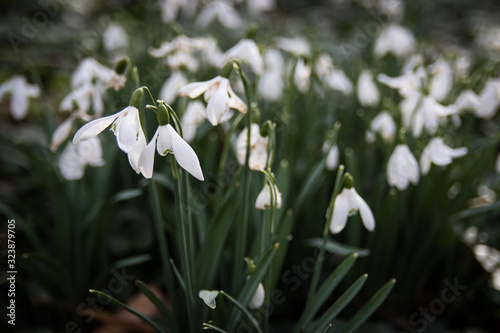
[220,291,263,333]
[309,274,368,333]
[305,238,370,257]
[111,188,143,203]
[170,259,187,293]
[295,253,359,331]
[136,280,172,325]
[339,278,396,333]
[111,254,152,270]
[89,289,164,333]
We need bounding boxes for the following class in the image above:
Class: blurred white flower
[236,123,269,170]
[138,124,204,180]
[473,244,500,273]
[475,78,500,119]
[160,71,189,105]
[357,69,380,107]
[160,0,197,24]
[0,75,40,120]
[223,39,264,75]
[365,111,396,144]
[374,23,416,58]
[59,136,105,180]
[103,23,128,54]
[293,58,311,93]
[73,106,143,154]
[150,35,210,72]
[59,83,105,117]
[179,76,247,125]
[455,89,480,113]
[276,37,311,57]
[387,144,419,190]
[420,138,467,175]
[196,0,243,29]
[247,0,275,15]
[323,143,339,171]
[411,95,457,137]
[51,115,75,152]
[181,101,208,142]
[429,59,453,103]
[71,58,116,89]
[315,53,353,95]
[258,48,285,101]
[200,37,225,69]
[249,283,265,309]
[329,186,375,234]
[256,183,282,210]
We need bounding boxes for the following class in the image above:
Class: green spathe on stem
[157,103,170,126]
[221,60,234,79]
[343,172,355,189]
[129,87,144,109]
[114,58,129,76]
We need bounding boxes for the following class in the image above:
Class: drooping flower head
[0,75,40,120]
[329,173,375,234]
[236,123,269,171]
[386,134,419,191]
[420,138,467,176]
[178,75,246,126]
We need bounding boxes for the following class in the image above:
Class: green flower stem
[305,165,345,308]
[171,160,197,332]
[148,180,178,330]
[232,62,253,294]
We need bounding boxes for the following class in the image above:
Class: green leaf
[220,291,263,333]
[111,188,143,203]
[447,200,500,222]
[295,252,359,331]
[136,280,173,326]
[305,238,370,257]
[170,259,187,293]
[199,290,220,309]
[111,254,152,270]
[339,278,396,333]
[309,274,368,332]
[89,289,164,333]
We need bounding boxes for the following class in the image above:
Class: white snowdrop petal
[73,112,121,144]
[115,107,140,153]
[249,283,265,310]
[356,193,375,232]
[51,116,74,152]
[330,190,350,234]
[139,130,159,179]
[167,125,204,181]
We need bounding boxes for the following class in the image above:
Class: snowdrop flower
[429,59,453,103]
[59,83,105,117]
[293,58,311,93]
[58,137,105,180]
[249,283,265,310]
[178,76,247,126]
[411,96,457,137]
[51,115,76,152]
[200,37,225,69]
[195,0,243,29]
[71,58,116,89]
[138,122,204,181]
[365,111,396,144]
[322,143,339,171]
[160,0,197,24]
[276,37,311,57]
[150,35,209,72]
[455,89,480,113]
[473,244,500,273]
[315,53,353,95]
[420,138,467,175]
[248,0,275,14]
[0,75,40,120]
[160,71,189,105]
[256,183,282,210]
[357,70,380,107]
[374,23,416,58]
[258,48,285,101]
[181,101,208,142]
[236,123,269,171]
[329,175,375,234]
[475,78,500,119]
[387,144,419,190]
[223,39,264,75]
[103,23,128,54]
